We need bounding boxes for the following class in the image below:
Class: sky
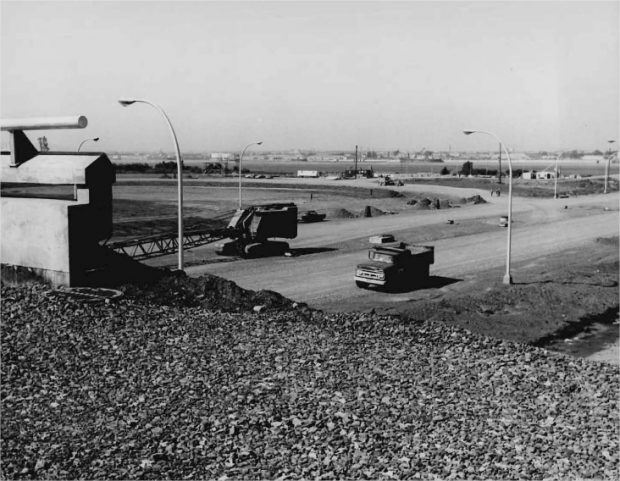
[1,0,618,153]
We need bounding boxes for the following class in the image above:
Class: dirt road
[131,178,618,361]
[184,190,618,308]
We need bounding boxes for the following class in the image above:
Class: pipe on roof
[0,116,87,131]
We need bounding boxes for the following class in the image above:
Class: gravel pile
[408,198,435,210]
[361,206,388,218]
[330,208,357,219]
[2,282,618,480]
[455,195,487,205]
[120,272,297,313]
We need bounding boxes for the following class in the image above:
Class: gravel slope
[1,281,618,480]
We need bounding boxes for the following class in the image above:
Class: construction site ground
[2,173,618,480]
[114,174,619,363]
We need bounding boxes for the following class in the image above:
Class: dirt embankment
[407,194,486,210]
[406,176,619,198]
[389,236,619,356]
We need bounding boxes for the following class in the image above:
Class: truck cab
[355,244,434,290]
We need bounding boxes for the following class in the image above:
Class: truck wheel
[356,281,368,288]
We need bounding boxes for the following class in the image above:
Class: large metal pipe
[0,116,87,131]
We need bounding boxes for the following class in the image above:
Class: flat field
[112,176,468,239]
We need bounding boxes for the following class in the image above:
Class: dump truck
[215,203,298,257]
[354,243,434,289]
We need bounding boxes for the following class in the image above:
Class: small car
[369,234,396,244]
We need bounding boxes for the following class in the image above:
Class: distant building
[297,170,319,178]
[211,153,239,161]
[536,171,555,180]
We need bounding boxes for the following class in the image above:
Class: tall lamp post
[78,137,99,152]
[604,140,616,194]
[118,98,184,271]
[463,129,513,285]
[238,141,263,209]
[554,155,560,199]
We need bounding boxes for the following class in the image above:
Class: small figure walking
[490,190,494,197]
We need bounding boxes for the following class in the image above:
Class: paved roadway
[182,179,619,309]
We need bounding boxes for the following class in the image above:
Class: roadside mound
[361,205,388,217]
[454,194,487,205]
[121,271,298,313]
[330,207,357,218]
[407,198,455,209]
[408,198,435,209]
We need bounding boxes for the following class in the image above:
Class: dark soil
[406,195,485,210]
[112,199,231,239]
[118,179,402,199]
[380,238,620,349]
[330,208,357,219]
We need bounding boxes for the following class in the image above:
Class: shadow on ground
[82,247,168,287]
[289,247,338,256]
[362,276,461,294]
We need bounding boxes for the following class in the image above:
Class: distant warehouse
[297,170,319,178]
[211,153,239,161]
[522,170,556,180]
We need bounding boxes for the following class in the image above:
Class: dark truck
[299,210,326,223]
[354,243,434,289]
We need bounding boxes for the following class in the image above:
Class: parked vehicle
[380,176,395,186]
[299,210,326,223]
[355,243,434,290]
[369,234,395,244]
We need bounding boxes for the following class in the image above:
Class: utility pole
[498,143,502,184]
[355,145,358,178]
[37,136,49,152]
[604,140,616,194]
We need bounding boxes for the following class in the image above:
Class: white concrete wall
[1,197,71,280]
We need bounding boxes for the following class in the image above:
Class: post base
[503,273,513,285]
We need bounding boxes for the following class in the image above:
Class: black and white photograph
[1,0,618,479]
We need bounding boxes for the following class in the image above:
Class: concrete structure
[1,117,115,286]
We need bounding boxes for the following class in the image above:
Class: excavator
[106,203,298,260]
[215,203,298,257]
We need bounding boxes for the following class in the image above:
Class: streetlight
[77,137,100,152]
[463,129,514,285]
[554,155,559,199]
[118,98,184,271]
[238,141,263,209]
[604,140,616,194]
